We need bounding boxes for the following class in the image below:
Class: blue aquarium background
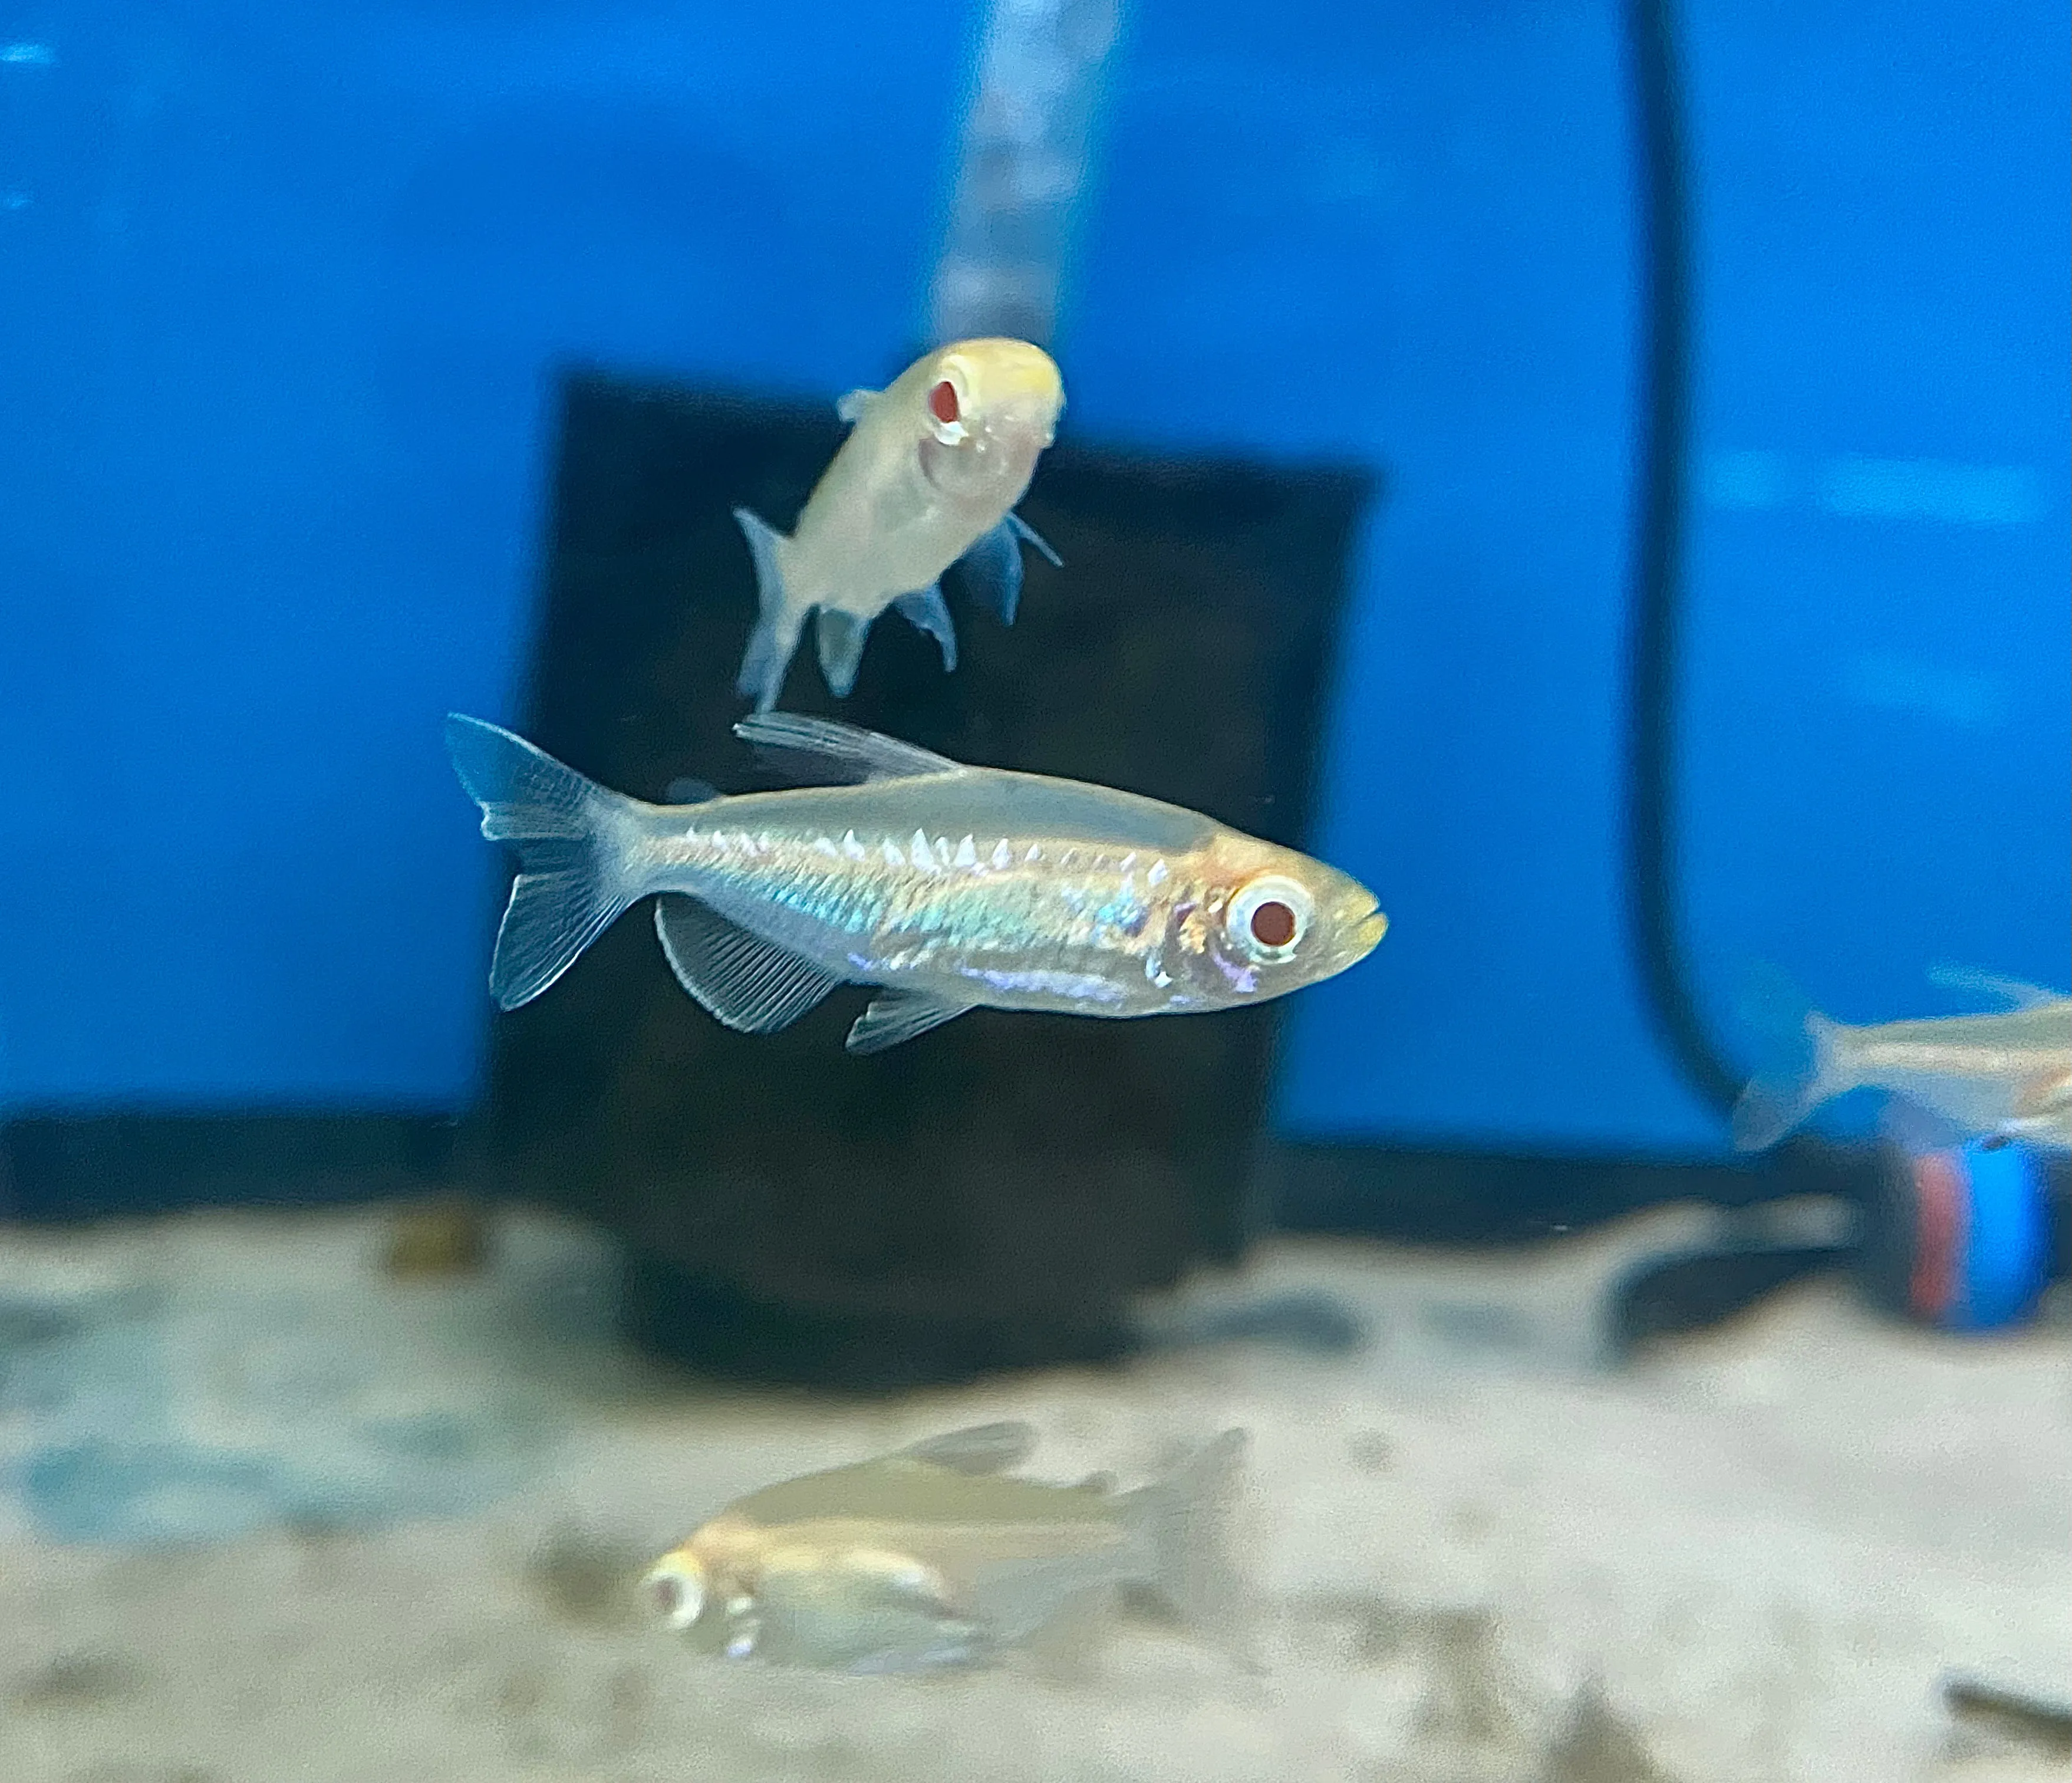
[2,0,2065,1157]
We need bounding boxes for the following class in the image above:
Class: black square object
[480,370,1376,1387]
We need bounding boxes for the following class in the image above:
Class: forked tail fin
[444,714,649,1009]
[733,508,803,713]
[1730,978,1855,1152]
[1120,1429,1251,1654]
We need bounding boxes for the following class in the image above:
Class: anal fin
[653,895,843,1034]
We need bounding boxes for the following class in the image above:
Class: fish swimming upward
[444,712,1386,1054]
[733,338,1064,713]
[1732,973,2072,1152]
[643,1422,1249,1672]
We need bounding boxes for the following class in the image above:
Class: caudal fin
[1731,1008,1853,1152]
[733,509,803,713]
[1120,1430,1250,1651]
[444,715,645,1009]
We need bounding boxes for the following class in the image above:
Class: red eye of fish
[1249,900,1298,949]
[928,380,960,426]
[652,1576,684,1618]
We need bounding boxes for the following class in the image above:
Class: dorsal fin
[732,712,966,786]
[896,1423,1037,1474]
[1925,965,2067,1011]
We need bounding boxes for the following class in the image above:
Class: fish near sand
[733,338,1064,713]
[444,711,1386,1054]
[1732,971,2072,1152]
[643,1422,1249,1672]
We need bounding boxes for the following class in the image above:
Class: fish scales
[633,792,1182,1002]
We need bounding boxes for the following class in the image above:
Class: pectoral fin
[815,607,872,698]
[955,511,1059,626]
[846,990,973,1055]
[892,585,958,670]
[1009,511,1062,567]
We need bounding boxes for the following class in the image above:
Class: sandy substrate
[2,1202,2067,1783]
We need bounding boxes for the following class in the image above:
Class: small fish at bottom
[643,1422,1249,1673]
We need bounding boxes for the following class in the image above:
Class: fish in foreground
[1732,971,2072,1152]
[733,337,1065,712]
[444,711,1386,1054]
[643,1422,1248,1672]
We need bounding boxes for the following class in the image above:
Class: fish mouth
[1350,903,1389,958]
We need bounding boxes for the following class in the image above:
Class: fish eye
[644,1555,706,1630]
[1227,874,1312,962]
[926,373,969,445]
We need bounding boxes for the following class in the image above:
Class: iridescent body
[733,338,1065,712]
[643,1422,1247,1673]
[1732,975,2072,1152]
[444,711,1386,1054]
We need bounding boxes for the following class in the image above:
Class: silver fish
[1732,972,2072,1151]
[444,711,1386,1053]
[643,1422,1248,1673]
[734,338,1065,712]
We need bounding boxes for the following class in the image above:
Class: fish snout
[644,1550,708,1631]
[977,390,1063,452]
[1330,889,1388,968]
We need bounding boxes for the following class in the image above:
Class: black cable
[1620,0,1746,1117]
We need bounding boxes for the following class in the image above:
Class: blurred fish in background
[644,1422,1249,1672]
[732,337,1065,713]
[1732,969,2072,1152]
[723,0,1116,718]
